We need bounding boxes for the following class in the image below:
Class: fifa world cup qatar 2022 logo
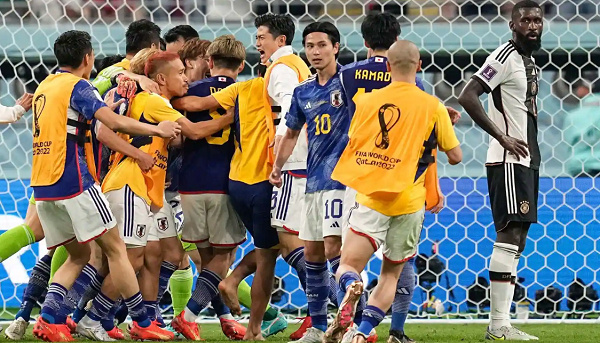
[33,94,46,138]
[375,103,401,149]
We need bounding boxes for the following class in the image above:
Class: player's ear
[277,35,287,47]
[333,42,340,56]
[237,61,245,74]
[386,61,391,73]
[155,73,166,86]
[509,19,515,32]
[185,59,194,70]
[208,56,215,70]
[417,60,422,72]
[364,40,370,49]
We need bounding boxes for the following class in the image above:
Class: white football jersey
[472,40,540,170]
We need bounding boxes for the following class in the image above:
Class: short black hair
[125,19,161,54]
[302,21,340,46]
[164,25,199,44]
[254,14,295,45]
[512,0,543,18]
[361,12,401,51]
[98,54,125,71]
[54,30,93,69]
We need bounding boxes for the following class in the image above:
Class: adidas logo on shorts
[330,221,340,228]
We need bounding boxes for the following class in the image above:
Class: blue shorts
[229,180,279,249]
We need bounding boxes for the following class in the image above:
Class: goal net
[1,0,599,322]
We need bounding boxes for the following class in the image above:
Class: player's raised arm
[176,109,233,140]
[0,93,33,124]
[95,121,155,172]
[94,106,180,138]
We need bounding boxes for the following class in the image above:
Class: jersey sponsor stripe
[125,185,134,237]
[497,47,516,64]
[88,185,112,225]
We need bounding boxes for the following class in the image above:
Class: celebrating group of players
[0,0,546,341]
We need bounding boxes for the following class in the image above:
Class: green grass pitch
[2,323,600,343]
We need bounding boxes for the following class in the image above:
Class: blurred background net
[1,0,599,321]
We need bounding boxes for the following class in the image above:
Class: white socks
[489,242,518,330]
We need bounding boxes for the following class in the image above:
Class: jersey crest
[330,90,343,108]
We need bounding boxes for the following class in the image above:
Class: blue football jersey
[339,56,425,117]
[285,71,349,193]
[179,76,235,194]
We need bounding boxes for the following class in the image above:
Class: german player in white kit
[458,0,543,340]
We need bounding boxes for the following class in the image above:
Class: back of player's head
[126,19,162,54]
[98,54,126,71]
[388,40,420,74]
[144,51,181,79]
[302,21,340,46]
[361,12,400,51]
[178,38,211,63]
[54,30,92,69]
[512,0,542,19]
[206,35,246,70]
[131,48,160,75]
[164,25,199,44]
[254,14,295,45]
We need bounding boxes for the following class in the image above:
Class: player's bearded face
[513,8,543,52]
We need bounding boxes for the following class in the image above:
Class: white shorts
[271,172,306,234]
[347,203,424,263]
[36,184,116,249]
[165,191,184,234]
[342,187,358,234]
[180,193,246,248]
[147,195,180,242]
[105,185,153,247]
[299,189,345,241]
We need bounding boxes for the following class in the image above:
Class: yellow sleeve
[146,94,184,123]
[212,82,241,110]
[434,102,460,152]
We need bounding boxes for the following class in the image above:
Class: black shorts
[229,179,279,249]
[486,163,539,231]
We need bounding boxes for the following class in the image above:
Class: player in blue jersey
[339,13,460,343]
[270,22,349,343]
[171,35,248,341]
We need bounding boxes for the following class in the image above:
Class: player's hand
[446,106,461,125]
[135,152,155,173]
[429,194,444,214]
[498,134,529,160]
[116,75,138,99]
[157,121,181,139]
[17,93,33,112]
[269,167,283,188]
[138,76,160,95]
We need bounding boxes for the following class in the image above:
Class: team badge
[520,201,530,214]
[375,57,384,63]
[481,65,497,81]
[157,217,169,231]
[136,224,147,238]
[530,80,538,96]
[330,90,343,108]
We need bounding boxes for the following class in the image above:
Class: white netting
[1,0,600,322]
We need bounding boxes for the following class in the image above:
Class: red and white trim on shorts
[349,227,378,251]
[282,225,299,235]
[80,228,109,245]
[47,236,77,250]
[383,251,417,264]
[210,236,248,248]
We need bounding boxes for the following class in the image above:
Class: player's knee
[324,236,342,260]
[496,222,523,246]
[160,238,184,264]
[127,248,146,271]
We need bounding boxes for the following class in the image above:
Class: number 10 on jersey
[314,113,331,135]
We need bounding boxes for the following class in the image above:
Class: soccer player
[330,40,462,343]
[78,51,234,340]
[170,34,248,341]
[458,1,543,340]
[172,77,289,340]
[93,19,162,96]
[338,13,456,343]
[270,21,347,343]
[30,30,180,342]
[164,24,200,53]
